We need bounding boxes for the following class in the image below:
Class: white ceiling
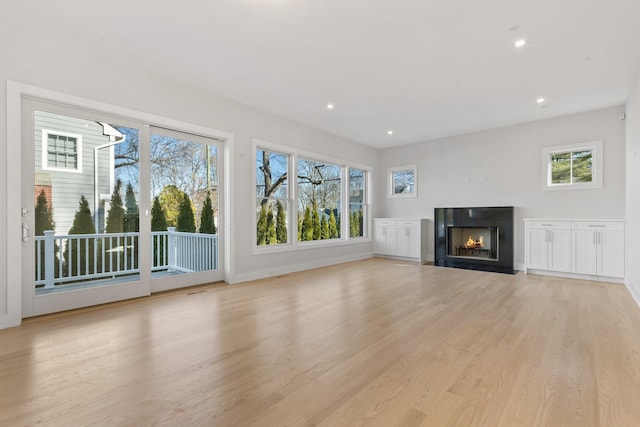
[5,0,640,148]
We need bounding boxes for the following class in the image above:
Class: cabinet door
[598,230,625,278]
[374,222,398,255]
[573,230,597,275]
[385,226,399,255]
[548,230,572,273]
[373,223,386,254]
[397,225,419,258]
[526,228,549,270]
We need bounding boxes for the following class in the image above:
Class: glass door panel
[149,128,222,291]
[22,99,149,317]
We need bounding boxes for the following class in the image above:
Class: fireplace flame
[464,235,484,249]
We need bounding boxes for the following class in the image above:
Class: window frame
[41,129,83,173]
[542,140,603,191]
[252,139,371,254]
[348,167,367,239]
[388,164,417,198]
[255,144,293,248]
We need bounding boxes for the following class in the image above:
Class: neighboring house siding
[34,111,114,235]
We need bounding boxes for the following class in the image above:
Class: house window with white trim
[43,130,82,172]
[543,141,602,190]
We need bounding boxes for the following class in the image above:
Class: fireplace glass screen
[447,226,498,261]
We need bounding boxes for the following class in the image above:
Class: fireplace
[435,207,514,274]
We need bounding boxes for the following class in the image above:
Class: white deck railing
[35,227,218,289]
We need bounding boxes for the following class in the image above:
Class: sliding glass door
[21,99,223,317]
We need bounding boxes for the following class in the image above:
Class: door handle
[22,223,31,242]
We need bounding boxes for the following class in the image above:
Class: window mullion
[569,151,573,183]
[291,153,298,246]
[342,165,348,240]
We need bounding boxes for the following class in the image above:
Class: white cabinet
[373,220,398,255]
[524,219,625,281]
[525,221,572,273]
[373,218,427,263]
[572,222,625,278]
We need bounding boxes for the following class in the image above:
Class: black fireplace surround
[434,206,515,274]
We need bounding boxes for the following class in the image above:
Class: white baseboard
[626,278,640,310]
[525,269,625,284]
[229,252,374,284]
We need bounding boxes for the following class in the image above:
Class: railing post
[167,227,176,271]
[213,235,218,270]
[44,230,55,289]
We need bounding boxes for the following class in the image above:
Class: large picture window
[542,141,602,190]
[254,141,369,251]
[297,157,342,242]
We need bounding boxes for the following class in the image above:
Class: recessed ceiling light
[536,97,545,104]
[387,130,393,135]
[514,39,526,48]
[326,103,334,110]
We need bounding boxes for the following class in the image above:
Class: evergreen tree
[257,204,267,245]
[34,190,58,279]
[328,210,339,239]
[35,190,55,236]
[104,179,127,272]
[320,215,329,239]
[124,183,139,232]
[275,201,287,243]
[67,196,96,276]
[350,210,360,237]
[311,203,321,240]
[176,193,196,232]
[297,213,303,241]
[266,208,277,244]
[151,196,167,268]
[199,191,216,234]
[151,196,167,231]
[69,196,96,235]
[301,206,313,241]
[105,179,125,233]
[359,209,364,236]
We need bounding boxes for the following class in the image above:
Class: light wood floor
[2,258,640,426]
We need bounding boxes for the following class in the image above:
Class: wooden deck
[1,258,640,426]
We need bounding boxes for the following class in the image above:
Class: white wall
[626,70,640,305]
[376,107,627,268]
[0,27,376,327]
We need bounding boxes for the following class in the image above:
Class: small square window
[542,141,602,190]
[388,165,417,197]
